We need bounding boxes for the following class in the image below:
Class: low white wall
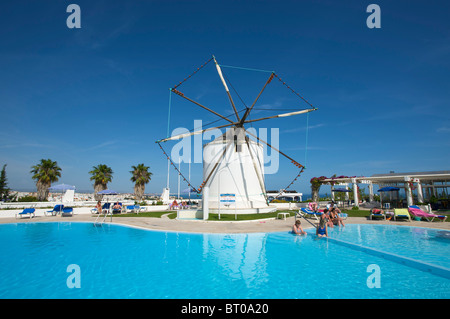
[0,207,94,218]
[0,203,172,218]
[0,200,134,209]
[142,205,170,212]
[271,202,308,210]
[177,210,203,219]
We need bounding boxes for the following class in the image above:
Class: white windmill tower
[157,56,317,216]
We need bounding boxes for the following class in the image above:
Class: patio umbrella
[49,183,76,192]
[97,189,118,195]
[97,189,118,204]
[377,187,400,209]
[378,187,400,192]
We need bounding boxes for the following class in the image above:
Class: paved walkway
[2,213,449,233]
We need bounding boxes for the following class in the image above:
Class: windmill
[156,56,317,215]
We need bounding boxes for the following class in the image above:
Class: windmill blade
[213,56,241,122]
[156,123,236,143]
[239,72,275,126]
[245,129,304,168]
[244,108,317,124]
[202,141,232,189]
[171,88,236,124]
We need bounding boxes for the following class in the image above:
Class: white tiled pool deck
[1,211,449,233]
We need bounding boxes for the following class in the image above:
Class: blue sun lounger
[45,204,64,216]
[15,208,35,219]
[61,207,73,217]
[299,207,323,221]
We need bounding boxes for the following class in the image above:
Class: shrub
[17,195,39,202]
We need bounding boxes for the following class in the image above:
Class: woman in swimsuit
[292,220,307,235]
[316,213,328,237]
[95,200,102,214]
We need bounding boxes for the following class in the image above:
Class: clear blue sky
[1,0,449,195]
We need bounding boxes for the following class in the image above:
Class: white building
[266,190,303,202]
[321,170,450,208]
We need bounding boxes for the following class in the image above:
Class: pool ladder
[94,209,112,226]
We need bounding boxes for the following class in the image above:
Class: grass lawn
[342,209,370,218]
[206,209,372,221]
[100,210,296,221]
[207,210,295,221]
[98,211,176,218]
[95,208,449,222]
[104,209,362,221]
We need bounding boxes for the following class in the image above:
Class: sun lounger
[15,208,35,219]
[125,205,144,213]
[298,207,323,221]
[61,207,73,217]
[45,204,64,216]
[408,206,447,222]
[125,205,136,213]
[369,209,386,220]
[393,208,411,222]
[134,205,144,213]
[338,212,348,220]
[101,203,111,214]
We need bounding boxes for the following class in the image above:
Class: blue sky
[1,0,449,195]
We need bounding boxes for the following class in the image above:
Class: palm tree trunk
[311,185,320,203]
[94,183,107,201]
[36,181,50,201]
[134,184,145,201]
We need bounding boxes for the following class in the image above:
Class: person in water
[316,213,328,237]
[292,219,307,235]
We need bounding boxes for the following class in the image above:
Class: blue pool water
[0,222,449,299]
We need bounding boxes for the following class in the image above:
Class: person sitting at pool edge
[328,202,342,214]
[292,219,307,235]
[316,213,328,237]
[322,208,334,228]
[330,207,345,227]
[95,200,102,214]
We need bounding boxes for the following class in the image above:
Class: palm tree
[30,159,62,201]
[89,164,113,201]
[130,164,152,201]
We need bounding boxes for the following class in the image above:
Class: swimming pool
[0,222,448,299]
